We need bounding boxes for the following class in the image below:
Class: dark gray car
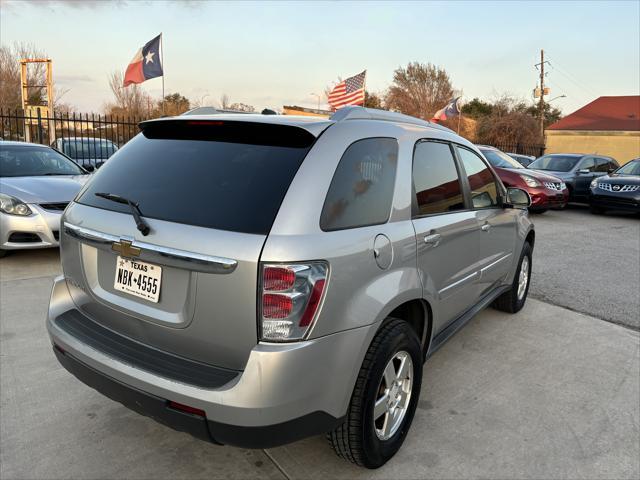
[47,107,534,468]
[528,153,619,201]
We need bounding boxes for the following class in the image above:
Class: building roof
[547,96,640,131]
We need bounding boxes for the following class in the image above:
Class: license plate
[114,256,162,303]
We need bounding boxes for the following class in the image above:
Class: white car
[0,141,90,257]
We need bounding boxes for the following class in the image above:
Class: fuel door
[373,234,393,270]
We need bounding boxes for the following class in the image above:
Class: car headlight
[590,178,599,189]
[560,182,567,190]
[519,174,541,188]
[0,193,33,216]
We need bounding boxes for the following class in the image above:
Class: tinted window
[578,157,596,172]
[456,147,500,208]
[320,138,398,231]
[529,155,581,172]
[595,158,611,172]
[614,160,640,176]
[77,125,314,235]
[61,138,118,160]
[0,146,84,177]
[479,148,524,169]
[413,141,465,216]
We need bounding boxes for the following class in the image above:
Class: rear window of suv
[76,120,316,235]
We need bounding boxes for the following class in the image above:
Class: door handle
[424,233,441,246]
[481,222,491,232]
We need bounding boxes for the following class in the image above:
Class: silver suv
[47,107,534,468]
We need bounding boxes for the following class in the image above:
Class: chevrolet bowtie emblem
[112,239,141,257]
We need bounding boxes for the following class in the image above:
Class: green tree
[159,93,190,116]
[385,62,454,120]
[364,90,384,109]
[461,97,493,118]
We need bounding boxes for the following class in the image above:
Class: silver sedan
[0,141,90,257]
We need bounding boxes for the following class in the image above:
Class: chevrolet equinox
[47,106,534,468]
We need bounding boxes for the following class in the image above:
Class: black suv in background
[589,158,640,214]
[528,154,619,202]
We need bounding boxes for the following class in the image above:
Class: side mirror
[84,165,95,172]
[608,167,616,174]
[578,169,590,174]
[504,188,531,209]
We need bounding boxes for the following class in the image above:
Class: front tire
[0,249,8,259]
[327,319,423,469]
[492,242,532,313]
[590,205,605,214]
[528,208,547,214]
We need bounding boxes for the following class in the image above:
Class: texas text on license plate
[114,256,162,303]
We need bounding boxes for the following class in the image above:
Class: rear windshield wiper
[94,192,151,236]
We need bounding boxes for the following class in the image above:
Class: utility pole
[535,49,550,139]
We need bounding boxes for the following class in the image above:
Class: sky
[1,0,638,115]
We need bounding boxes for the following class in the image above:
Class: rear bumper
[47,276,373,447]
[53,346,342,448]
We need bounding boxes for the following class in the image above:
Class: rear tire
[327,318,422,469]
[0,249,8,259]
[492,242,532,313]
[528,208,547,214]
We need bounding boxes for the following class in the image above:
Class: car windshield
[528,155,581,172]
[61,139,117,160]
[613,160,640,176]
[480,149,524,169]
[0,145,85,177]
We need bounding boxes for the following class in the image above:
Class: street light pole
[310,93,321,111]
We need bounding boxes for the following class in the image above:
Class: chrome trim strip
[480,253,512,276]
[438,271,479,299]
[63,222,238,274]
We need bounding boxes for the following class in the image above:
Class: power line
[548,61,599,98]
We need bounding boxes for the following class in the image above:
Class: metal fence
[485,142,546,158]
[0,108,144,168]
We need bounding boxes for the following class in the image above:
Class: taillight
[260,263,328,341]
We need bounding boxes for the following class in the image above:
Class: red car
[477,146,569,213]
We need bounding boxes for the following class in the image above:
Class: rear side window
[320,138,398,231]
[77,121,315,235]
[412,141,465,216]
[456,146,500,208]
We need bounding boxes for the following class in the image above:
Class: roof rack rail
[330,106,454,133]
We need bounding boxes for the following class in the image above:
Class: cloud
[56,74,94,83]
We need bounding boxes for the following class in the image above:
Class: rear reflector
[299,279,326,327]
[167,401,206,417]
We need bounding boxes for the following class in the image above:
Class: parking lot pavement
[1,248,639,479]
[528,206,640,330]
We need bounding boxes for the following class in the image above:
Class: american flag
[328,70,366,110]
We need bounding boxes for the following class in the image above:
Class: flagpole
[457,97,462,135]
[161,32,165,116]
[362,70,367,107]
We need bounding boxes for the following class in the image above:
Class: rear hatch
[60,118,324,371]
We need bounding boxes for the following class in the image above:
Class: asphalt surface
[528,205,639,330]
[1,208,639,479]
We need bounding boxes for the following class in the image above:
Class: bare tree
[228,102,255,112]
[104,71,154,118]
[475,95,542,144]
[0,42,51,111]
[385,62,454,120]
[219,93,230,110]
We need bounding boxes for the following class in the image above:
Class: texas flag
[431,97,461,122]
[123,34,163,87]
